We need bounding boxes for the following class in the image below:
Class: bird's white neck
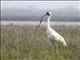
[47,15,51,28]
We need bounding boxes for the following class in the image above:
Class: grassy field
[1,25,80,60]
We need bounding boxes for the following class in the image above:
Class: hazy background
[1,1,80,22]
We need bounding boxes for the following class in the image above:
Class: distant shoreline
[1,21,80,26]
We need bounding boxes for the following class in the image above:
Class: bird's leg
[56,43,59,54]
[55,42,59,60]
[47,38,52,46]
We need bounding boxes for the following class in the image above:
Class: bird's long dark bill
[34,15,44,32]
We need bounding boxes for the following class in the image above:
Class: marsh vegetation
[1,25,80,60]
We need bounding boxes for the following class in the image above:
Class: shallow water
[1,21,80,26]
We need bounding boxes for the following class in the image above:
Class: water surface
[1,21,80,26]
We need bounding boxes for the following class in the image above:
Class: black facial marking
[47,12,50,15]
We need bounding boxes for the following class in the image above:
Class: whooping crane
[35,11,67,46]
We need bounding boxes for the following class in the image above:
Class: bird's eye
[47,12,50,15]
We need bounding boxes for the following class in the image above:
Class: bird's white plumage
[35,11,67,46]
[46,11,67,46]
[47,26,67,46]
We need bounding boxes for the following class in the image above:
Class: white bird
[35,11,67,46]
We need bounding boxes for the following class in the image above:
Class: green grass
[1,25,80,60]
